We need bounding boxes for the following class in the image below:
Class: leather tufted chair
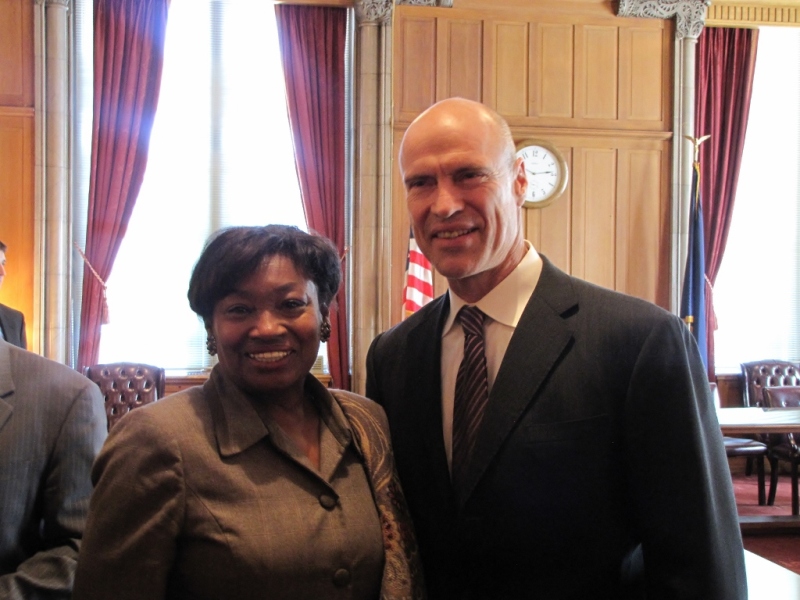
[83,362,166,431]
[762,386,800,515]
[739,361,800,478]
[741,360,800,408]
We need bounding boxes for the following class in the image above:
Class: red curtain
[77,0,170,371]
[695,27,759,379]
[275,5,350,390]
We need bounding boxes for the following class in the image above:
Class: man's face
[399,104,526,297]
[0,250,5,289]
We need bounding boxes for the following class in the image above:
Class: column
[352,0,392,394]
[34,0,71,362]
[617,0,710,313]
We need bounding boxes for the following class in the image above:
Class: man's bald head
[399,98,517,176]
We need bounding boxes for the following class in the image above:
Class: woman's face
[210,254,325,400]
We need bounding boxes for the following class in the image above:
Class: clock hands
[526,168,556,176]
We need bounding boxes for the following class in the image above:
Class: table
[717,407,800,435]
[745,550,800,598]
[717,407,800,532]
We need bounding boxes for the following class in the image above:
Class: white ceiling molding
[617,0,711,39]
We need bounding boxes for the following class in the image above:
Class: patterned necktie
[452,305,489,489]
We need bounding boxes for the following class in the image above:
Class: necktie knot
[457,305,485,337]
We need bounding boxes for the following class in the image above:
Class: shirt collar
[442,241,543,335]
[209,367,355,457]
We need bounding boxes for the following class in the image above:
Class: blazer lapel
[457,257,578,505]
[0,341,14,433]
[403,295,455,503]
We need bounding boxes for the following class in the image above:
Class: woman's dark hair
[187,225,341,323]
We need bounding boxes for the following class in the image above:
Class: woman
[74,225,424,600]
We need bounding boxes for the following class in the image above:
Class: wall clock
[515,139,569,208]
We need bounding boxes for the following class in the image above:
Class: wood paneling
[577,25,618,120]
[620,27,668,122]
[531,23,574,119]
[485,21,529,115]
[0,113,35,346]
[394,8,670,130]
[392,4,673,324]
[0,0,34,348]
[573,147,617,288]
[395,17,437,123]
[524,145,573,269]
[718,373,746,408]
[0,0,33,107]
[616,146,670,306]
[437,19,483,101]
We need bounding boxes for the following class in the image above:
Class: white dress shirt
[440,242,543,470]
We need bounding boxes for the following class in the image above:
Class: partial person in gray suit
[0,339,107,599]
[0,240,28,349]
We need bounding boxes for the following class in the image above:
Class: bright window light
[713,27,800,373]
[98,0,306,370]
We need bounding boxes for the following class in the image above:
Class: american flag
[403,228,434,317]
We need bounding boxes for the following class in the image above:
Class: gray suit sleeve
[0,382,106,600]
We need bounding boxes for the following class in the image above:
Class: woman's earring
[320,319,332,343]
[206,334,217,356]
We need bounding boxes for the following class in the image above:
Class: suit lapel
[457,257,578,505]
[0,342,14,432]
[0,307,8,343]
[403,296,455,503]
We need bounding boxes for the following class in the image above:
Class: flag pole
[680,134,711,370]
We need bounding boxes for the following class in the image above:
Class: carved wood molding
[617,0,711,38]
[396,0,453,6]
[356,0,392,22]
[356,0,452,24]
[707,3,800,25]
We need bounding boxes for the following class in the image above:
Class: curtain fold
[695,26,759,379]
[275,5,350,390]
[77,0,170,371]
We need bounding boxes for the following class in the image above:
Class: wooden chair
[83,362,166,431]
[762,386,800,515]
[712,383,768,505]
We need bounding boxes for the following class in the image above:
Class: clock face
[515,140,568,208]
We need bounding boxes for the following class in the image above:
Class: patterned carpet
[733,470,800,575]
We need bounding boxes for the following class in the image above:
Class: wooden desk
[717,407,800,532]
[165,371,333,396]
[745,550,800,598]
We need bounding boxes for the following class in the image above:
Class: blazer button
[319,493,338,510]
[332,568,351,587]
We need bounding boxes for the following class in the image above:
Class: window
[96,0,306,370]
[713,27,800,372]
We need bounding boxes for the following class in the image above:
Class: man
[0,339,107,598]
[365,98,746,599]
[0,241,27,349]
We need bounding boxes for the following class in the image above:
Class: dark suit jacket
[366,256,746,600]
[0,340,106,599]
[0,304,26,349]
